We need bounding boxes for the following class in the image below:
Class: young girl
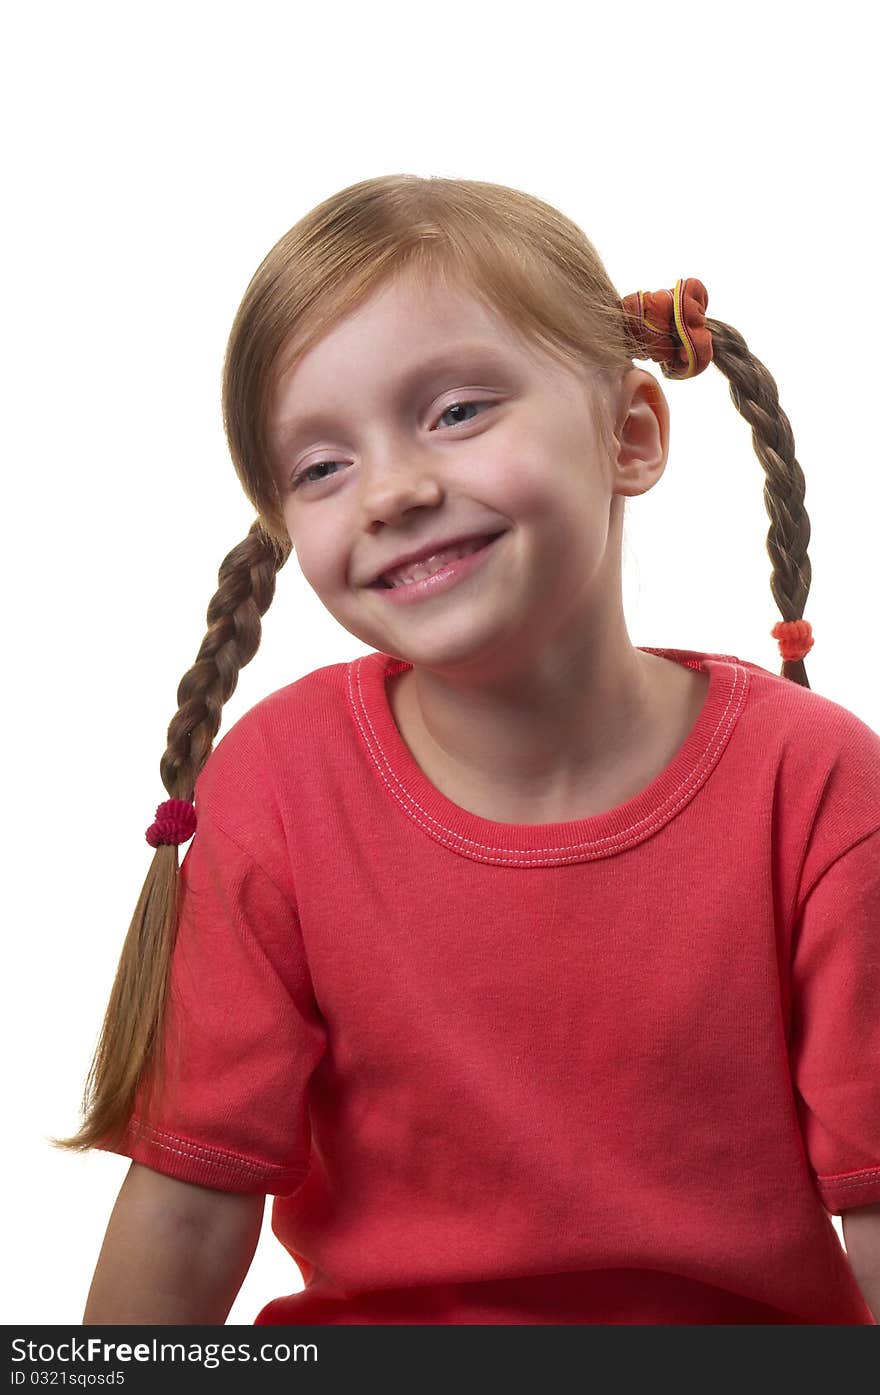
[54,175,880,1326]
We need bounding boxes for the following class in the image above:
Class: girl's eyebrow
[274,342,514,450]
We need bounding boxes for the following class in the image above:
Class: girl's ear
[610,369,670,498]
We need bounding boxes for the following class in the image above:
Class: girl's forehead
[299,280,511,358]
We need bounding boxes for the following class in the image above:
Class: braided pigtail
[48,520,292,1154]
[622,278,814,689]
[705,317,814,689]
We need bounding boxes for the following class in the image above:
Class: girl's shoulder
[195,657,358,807]
[703,647,879,753]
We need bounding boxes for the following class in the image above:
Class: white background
[3,0,876,1325]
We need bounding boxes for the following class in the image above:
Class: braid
[161,519,293,801]
[621,281,814,690]
[48,518,292,1154]
[705,318,813,690]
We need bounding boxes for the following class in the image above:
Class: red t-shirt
[100,646,880,1324]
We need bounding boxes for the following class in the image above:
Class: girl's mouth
[369,532,505,605]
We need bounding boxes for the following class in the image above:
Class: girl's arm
[842,1202,880,1323]
[83,1161,265,1325]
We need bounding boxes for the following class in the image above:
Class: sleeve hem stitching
[126,1115,309,1184]
[818,1165,880,1194]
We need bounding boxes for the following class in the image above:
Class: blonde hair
[49,173,812,1155]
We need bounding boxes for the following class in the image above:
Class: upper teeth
[382,536,490,587]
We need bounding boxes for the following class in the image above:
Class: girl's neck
[386,647,709,825]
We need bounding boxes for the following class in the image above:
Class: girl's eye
[288,399,494,491]
[434,398,491,430]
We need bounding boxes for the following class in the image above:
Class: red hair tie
[771,619,814,663]
[621,277,713,380]
[146,798,198,848]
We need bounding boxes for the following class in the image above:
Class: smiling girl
[55,175,880,1326]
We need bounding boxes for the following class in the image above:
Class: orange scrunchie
[771,619,814,664]
[621,277,713,380]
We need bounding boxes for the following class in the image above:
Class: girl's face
[268,267,665,679]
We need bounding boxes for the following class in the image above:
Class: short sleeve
[789,827,880,1214]
[98,791,328,1196]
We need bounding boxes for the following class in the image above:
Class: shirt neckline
[346,646,750,866]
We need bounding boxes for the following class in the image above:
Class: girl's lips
[368,532,505,605]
